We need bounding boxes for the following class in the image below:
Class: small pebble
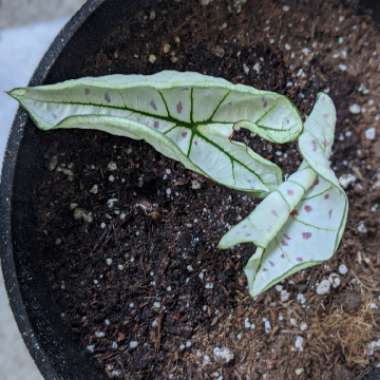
[338,63,347,71]
[129,341,139,350]
[105,258,113,266]
[253,62,261,74]
[300,322,308,331]
[365,127,376,141]
[349,103,361,114]
[357,221,368,234]
[48,155,58,171]
[358,83,369,94]
[295,336,304,352]
[263,318,271,334]
[280,289,290,302]
[148,54,157,64]
[86,344,95,353]
[162,43,171,54]
[339,173,356,189]
[328,272,341,288]
[107,161,117,171]
[297,293,306,305]
[295,368,304,376]
[73,208,93,224]
[338,264,348,275]
[95,331,106,338]
[316,279,331,295]
[368,339,380,356]
[89,184,98,194]
[213,346,234,364]
[244,318,256,331]
[191,180,201,190]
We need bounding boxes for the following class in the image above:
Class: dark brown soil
[33,0,380,379]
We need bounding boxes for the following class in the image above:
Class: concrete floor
[0,2,85,379]
[0,0,85,28]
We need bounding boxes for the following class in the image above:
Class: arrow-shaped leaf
[9,71,303,194]
[219,93,348,297]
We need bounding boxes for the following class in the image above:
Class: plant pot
[1,1,380,379]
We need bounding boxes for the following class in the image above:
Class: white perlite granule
[316,279,331,295]
[328,272,341,288]
[339,173,357,189]
[365,127,376,140]
[295,336,304,352]
[349,103,361,114]
[338,264,348,275]
[213,346,234,363]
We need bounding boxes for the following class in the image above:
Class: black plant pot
[1,1,380,379]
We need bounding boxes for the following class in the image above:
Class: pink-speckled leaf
[219,93,348,297]
[9,71,304,195]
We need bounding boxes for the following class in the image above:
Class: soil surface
[33,0,380,379]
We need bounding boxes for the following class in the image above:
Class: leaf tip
[7,87,27,99]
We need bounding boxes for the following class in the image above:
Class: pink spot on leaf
[290,210,298,218]
[153,121,160,129]
[271,209,278,217]
[281,239,288,246]
[269,260,275,267]
[324,193,330,200]
[296,257,304,262]
[176,101,183,114]
[302,232,312,240]
[181,131,188,138]
[287,189,294,196]
[150,100,157,110]
[281,254,286,259]
[304,205,312,213]
[314,178,319,187]
[284,233,291,240]
[328,209,333,219]
[311,139,318,152]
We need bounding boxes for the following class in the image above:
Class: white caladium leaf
[219,93,348,297]
[9,71,303,194]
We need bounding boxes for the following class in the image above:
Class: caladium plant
[9,71,303,196]
[219,94,348,297]
[9,71,348,299]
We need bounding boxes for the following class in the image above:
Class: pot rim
[0,1,106,378]
[1,1,379,379]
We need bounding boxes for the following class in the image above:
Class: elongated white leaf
[219,93,348,297]
[9,71,303,194]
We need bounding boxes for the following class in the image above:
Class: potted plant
[2,1,380,379]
